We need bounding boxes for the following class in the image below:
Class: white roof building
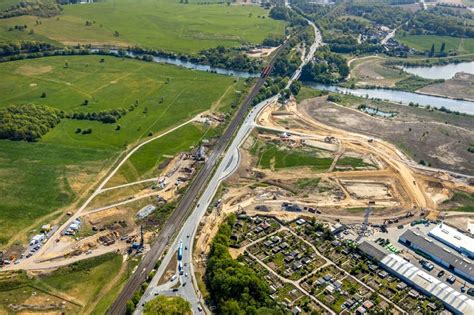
[380,253,474,315]
[429,224,474,259]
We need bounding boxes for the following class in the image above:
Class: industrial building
[359,241,474,315]
[428,224,474,259]
[399,229,474,283]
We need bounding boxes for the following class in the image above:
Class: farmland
[395,34,474,54]
[0,0,285,54]
[0,55,238,245]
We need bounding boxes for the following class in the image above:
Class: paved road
[107,41,291,315]
[135,14,322,314]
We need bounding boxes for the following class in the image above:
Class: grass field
[443,191,474,212]
[0,0,285,54]
[0,253,126,314]
[252,142,333,171]
[0,55,237,245]
[396,34,474,54]
[0,0,20,11]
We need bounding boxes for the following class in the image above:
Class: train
[260,64,273,78]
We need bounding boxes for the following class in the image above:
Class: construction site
[194,94,474,276]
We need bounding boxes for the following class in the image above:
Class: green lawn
[252,142,333,171]
[0,0,285,54]
[0,55,237,245]
[336,157,375,169]
[396,34,474,54]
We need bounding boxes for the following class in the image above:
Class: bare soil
[299,96,474,175]
[417,72,474,101]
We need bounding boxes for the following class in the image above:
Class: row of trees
[0,42,58,58]
[69,108,129,124]
[0,104,62,142]
[205,214,284,314]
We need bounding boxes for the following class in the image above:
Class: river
[401,61,474,80]
[93,49,258,78]
[93,49,474,115]
[305,82,474,115]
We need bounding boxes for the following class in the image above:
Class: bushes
[0,104,62,142]
[70,108,128,124]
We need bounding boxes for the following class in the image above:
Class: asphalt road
[134,16,322,315]
[107,42,289,315]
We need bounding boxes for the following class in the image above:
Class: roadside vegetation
[144,296,191,315]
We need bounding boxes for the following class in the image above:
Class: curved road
[135,14,322,314]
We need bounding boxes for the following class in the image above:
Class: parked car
[447,275,456,284]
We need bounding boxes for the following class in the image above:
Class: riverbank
[305,82,474,115]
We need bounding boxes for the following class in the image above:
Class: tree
[440,42,446,53]
[40,92,47,98]
[144,296,191,315]
[115,125,121,130]
[429,43,435,57]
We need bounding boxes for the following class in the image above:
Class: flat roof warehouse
[399,230,474,282]
[429,224,474,259]
[359,241,474,315]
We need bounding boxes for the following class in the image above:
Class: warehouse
[399,229,474,283]
[359,241,474,315]
[428,224,474,259]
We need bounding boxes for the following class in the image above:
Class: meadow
[0,55,238,245]
[252,142,333,171]
[395,34,474,54]
[0,253,132,314]
[0,0,285,54]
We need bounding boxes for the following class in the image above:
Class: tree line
[205,214,285,314]
[0,0,61,19]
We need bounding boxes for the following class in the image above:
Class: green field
[0,55,237,245]
[0,0,285,54]
[252,141,333,171]
[0,253,127,314]
[396,34,474,54]
[0,0,21,11]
